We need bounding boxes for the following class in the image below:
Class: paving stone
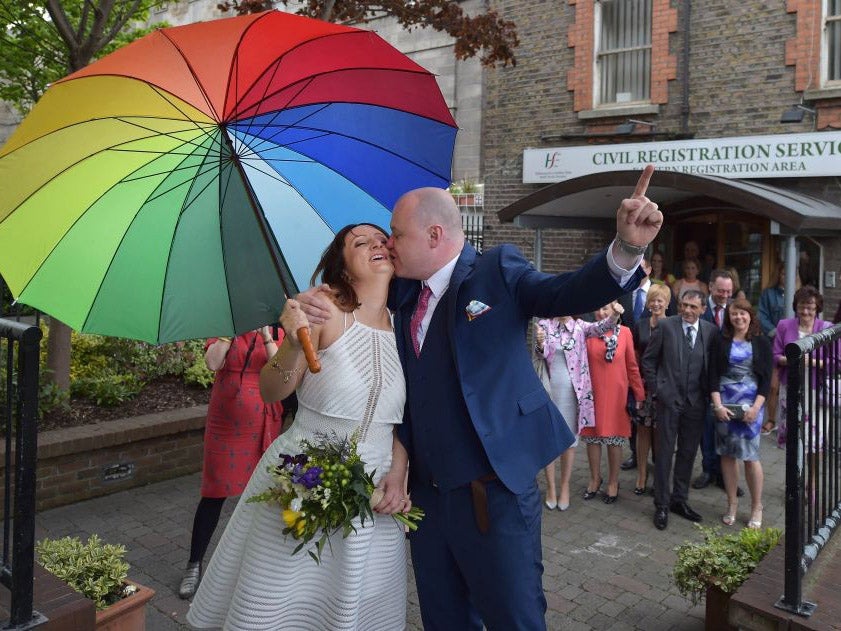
[30,433,792,629]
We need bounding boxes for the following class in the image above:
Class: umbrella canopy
[0,10,456,343]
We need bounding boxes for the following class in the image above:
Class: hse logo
[544,151,562,168]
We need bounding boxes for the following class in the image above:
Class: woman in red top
[580,304,645,504]
[179,326,285,599]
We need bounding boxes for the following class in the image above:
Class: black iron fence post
[0,318,44,629]
[775,323,841,617]
[776,338,815,615]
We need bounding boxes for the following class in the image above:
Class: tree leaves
[218,0,518,67]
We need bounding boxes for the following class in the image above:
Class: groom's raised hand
[616,164,662,247]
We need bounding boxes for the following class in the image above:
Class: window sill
[578,103,660,120]
[804,87,841,101]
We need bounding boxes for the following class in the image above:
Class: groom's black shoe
[670,501,703,523]
[653,507,669,530]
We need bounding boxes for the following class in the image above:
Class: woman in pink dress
[535,302,623,511]
[580,304,645,504]
[178,326,285,599]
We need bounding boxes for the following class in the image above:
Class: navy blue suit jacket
[390,242,644,493]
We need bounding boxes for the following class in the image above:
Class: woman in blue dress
[709,298,772,530]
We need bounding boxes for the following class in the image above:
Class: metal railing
[776,323,841,617]
[0,318,44,628]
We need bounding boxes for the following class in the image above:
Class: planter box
[705,585,737,631]
[95,581,155,631]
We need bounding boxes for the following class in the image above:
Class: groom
[299,166,662,629]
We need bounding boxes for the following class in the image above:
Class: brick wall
[0,407,207,516]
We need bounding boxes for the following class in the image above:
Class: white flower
[290,497,303,512]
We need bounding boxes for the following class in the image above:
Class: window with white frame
[825,0,841,83]
[595,0,652,105]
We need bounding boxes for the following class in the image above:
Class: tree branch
[45,0,79,51]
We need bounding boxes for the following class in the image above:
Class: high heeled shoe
[544,498,558,510]
[582,478,603,500]
[747,506,763,529]
[721,501,738,526]
[633,474,648,496]
[602,483,620,504]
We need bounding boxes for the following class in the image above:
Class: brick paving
[34,433,789,630]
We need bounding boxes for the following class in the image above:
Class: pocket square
[465,300,491,321]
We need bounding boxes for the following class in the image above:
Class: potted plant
[35,534,155,631]
[673,524,781,631]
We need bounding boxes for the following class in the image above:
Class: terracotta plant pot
[95,581,155,631]
[705,585,737,631]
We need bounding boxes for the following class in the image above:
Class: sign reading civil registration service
[523,131,841,183]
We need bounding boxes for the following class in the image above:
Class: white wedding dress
[187,317,408,630]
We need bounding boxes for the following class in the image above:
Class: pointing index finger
[633,164,655,198]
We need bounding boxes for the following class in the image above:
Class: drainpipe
[534,228,543,272]
[681,0,692,135]
[784,236,797,319]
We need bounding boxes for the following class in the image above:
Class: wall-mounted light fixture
[614,119,657,135]
[780,104,815,124]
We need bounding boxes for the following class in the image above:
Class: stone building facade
[483,0,841,319]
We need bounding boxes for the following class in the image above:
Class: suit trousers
[408,478,546,631]
[699,406,720,476]
[654,404,705,508]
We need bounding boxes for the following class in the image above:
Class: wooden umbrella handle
[298,327,321,373]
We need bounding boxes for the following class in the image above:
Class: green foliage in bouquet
[248,431,424,563]
[673,524,781,606]
[35,535,130,611]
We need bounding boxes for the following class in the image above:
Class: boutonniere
[465,300,491,321]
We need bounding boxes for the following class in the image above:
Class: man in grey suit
[641,290,718,530]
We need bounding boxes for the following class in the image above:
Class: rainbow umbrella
[0,10,456,343]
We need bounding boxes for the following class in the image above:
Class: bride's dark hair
[311,223,389,313]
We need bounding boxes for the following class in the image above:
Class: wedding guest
[178,326,284,599]
[772,286,835,450]
[709,299,772,529]
[631,283,671,495]
[649,250,675,288]
[673,258,708,301]
[187,224,411,629]
[642,290,717,531]
[535,302,623,511]
[580,304,645,505]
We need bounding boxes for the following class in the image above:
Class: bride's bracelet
[268,347,303,383]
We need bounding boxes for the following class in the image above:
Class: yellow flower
[282,509,306,536]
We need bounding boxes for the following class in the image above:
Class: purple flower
[292,465,323,489]
[280,453,308,469]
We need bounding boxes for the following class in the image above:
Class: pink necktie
[715,305,723,328]
[410,285,432,357]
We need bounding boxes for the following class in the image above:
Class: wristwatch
[614,235,648,257]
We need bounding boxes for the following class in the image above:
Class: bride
[187,224,410,630]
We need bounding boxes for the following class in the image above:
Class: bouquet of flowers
[247,431,423,563]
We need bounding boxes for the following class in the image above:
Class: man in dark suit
[642,290,717,531]
[299,166,662,629]
[693,269,734,490]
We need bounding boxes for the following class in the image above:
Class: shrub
[35,323,213,410]
[35,535,130,610]
[673,525,781,606]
